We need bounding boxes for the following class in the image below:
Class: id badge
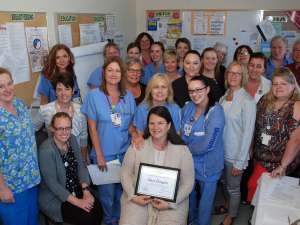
[261,133,271,146]
[111,112,121,127]
[184,124,192,136]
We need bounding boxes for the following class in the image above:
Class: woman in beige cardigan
[120,106,194,225]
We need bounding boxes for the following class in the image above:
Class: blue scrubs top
[134,102,181,133]
[181,102,225,180]
[37,73,81,103]
[81,89,136,161]
[265,55,293,80]
[141,63,165,85]
[86,67,103,88]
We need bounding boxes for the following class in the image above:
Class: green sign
[11,13,35,21]
[59,15,77,23]
[271,16,288,23]
[155,11,171,17]
[93,16,105,22]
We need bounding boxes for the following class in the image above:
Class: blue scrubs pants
[97,183,122,225]
[0,187,39,225]
[189,180,218,225]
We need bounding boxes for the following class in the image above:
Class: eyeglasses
[228,71,242,76]
[188,86,207,95]
[127,68,141,74]
[53,126,72,132]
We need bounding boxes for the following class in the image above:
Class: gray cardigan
[38,135,90,222]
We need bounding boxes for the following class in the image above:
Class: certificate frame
[134,163,180,202]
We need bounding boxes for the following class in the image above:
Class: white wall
[2,0,300,47]
[136,0,300,33]
[1,0,136,47]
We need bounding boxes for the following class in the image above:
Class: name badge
[261,133,271,146]
[111,112,121,127]
[194,131,205,136]
[184,124,192,136]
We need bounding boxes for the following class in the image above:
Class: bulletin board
[0,11,47,106]
[146,9,300,66]
[55,13,113,47]
[146,10,262,65]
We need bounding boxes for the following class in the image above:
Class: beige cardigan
[120,138,195,225]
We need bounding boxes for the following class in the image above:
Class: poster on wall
[0,22,30,84]
[191,11,227,35]
[147,10,182,49]
[25,27,49,72]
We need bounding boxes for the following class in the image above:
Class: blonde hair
[144,73,174,108]
[263,67,300,112]
[163,50,177,63]
[225,61,248,88]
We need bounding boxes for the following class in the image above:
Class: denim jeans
[223,161,243,218]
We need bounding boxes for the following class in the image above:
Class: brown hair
[0,67,13,80]
[103,42,120,59]
[200,47,220,80]
[50,112,72,129]
[42,44,75,80]
[100,57,127,96]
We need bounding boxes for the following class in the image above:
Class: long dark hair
[135,32,154,50]
[143,106,184,145]
[183,50,201,76]
[190,76,216,115]
[43,44,75,80]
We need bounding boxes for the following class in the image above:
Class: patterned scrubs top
[0,98,40,193]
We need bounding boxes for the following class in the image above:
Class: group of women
[0,32,299,225]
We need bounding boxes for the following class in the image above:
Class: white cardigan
[219,88,256,170]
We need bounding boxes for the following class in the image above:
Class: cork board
[56,13,108,47]
[0,11,47,106]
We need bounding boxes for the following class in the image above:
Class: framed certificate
[134,163,180,202]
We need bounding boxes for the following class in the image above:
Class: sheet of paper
[0,23,30,84]
[25,27,49,72]
[266,176,300,208]
[79,23,101,46]
[58,24,73,48]
[87,161,121,185]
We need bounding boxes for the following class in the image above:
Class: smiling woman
[134,73,181,135]
[34,72,88,163]
[81,57,138,225]
[38,112,102,225]
[120,106,194,225]
[38,44,81,105]
[0,68,41,225]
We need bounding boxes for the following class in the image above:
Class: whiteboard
[181,10,263,66]
[71,41,106,99]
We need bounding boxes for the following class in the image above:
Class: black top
[135,83,146,106]
[217,65,226,93]
[172,75,225,108]
[60,145,81,197]
[172,76,190,108]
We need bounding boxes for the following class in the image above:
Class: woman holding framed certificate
[120,106,194,225]
[181,76,225,225]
